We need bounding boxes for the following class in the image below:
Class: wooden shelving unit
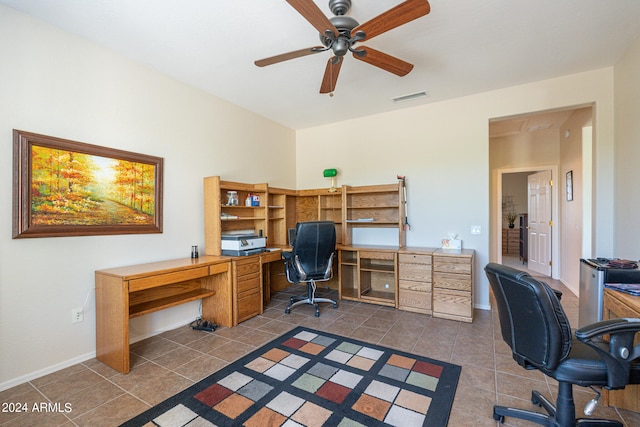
[203,177,474,320]
[342,184,405,247]
[204,176,268,256]
[296,188,343,244]
[267,187,297,247]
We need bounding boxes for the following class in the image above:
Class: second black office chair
[485,262,640,427]
[283,221,338,317]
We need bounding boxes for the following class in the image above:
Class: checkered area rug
[121,327,461,427]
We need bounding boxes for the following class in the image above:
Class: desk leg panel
[201,264,233,328]
[95,273,130,373]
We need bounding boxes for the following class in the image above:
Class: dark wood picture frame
[13,130,163,238]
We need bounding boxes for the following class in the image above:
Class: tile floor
[2,261,640,426]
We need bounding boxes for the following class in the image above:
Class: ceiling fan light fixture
[392,90,430,103]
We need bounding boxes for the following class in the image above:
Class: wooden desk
[603,288,640,411]
[96,256,231,373]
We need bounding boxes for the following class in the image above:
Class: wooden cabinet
[95,256,232,373]
[432,249,475,322]
[502,228,519,255]
[232,256,263,325]
[339,247,397,307]
[602,289,640,411]
[398,248,436,314]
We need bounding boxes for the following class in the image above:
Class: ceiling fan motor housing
[319,15,359,56]
[329,0,351,16]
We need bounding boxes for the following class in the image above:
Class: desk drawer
[238,273,261,294]
[399,288,432,312]
[433,272,471,292]
[236,259,260,277]
[237,290,262,323]
[360,251,394,261]
[399,263,432,282]
[433,256,472,274]
[398,254,432,265]
[128,266,209,292]
[433,289,472,317]
[261,251,283,264]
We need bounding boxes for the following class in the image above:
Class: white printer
[221,231,266,256]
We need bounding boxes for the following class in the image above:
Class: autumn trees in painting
[30,145,156,226]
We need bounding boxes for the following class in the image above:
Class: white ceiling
[489,109,578,139]
[3,0,640,130]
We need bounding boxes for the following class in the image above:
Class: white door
[528,170,552,276]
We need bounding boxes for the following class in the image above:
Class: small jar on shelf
[226,191,238,206]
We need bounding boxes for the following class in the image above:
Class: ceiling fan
[255,0,431,94]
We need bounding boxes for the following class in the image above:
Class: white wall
[559,108,592,294]
[296,68,616,312]
[614,33,640,258]
[0,6,296,389]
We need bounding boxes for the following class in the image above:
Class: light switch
[471,225,481,235]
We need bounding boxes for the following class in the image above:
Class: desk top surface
[95,255,230,278]
[605,287,640,312]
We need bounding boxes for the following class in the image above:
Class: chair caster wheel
[285,308,291,314]
[332,303,338,308]
[493,414,504,423]
[315,311,320,317]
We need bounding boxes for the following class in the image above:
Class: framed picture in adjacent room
[13,130,164,238]
[566,170,573,201]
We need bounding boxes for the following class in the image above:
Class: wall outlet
[72,308,84,323]
[471,225,481,235]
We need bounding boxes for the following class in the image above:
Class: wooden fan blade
[353,0,430,42]
[255,46,324,67]
[353,47,414,76]
[287,0,338,37]
[320,56,343,94]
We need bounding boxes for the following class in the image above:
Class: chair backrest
[291,221,336,281]
[484,263,572,371]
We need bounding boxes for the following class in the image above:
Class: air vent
[392,91,430,103]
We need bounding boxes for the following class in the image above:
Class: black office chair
[283,221,338,317]
[484,262,640,427]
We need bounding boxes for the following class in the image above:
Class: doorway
[490,105,593,283]
[497,166,559,278]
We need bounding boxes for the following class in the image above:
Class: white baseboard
[0,351,96,392]
[0,316,197,393]
[474,303,491,311]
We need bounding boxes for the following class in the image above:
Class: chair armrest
[282,251,292,261]
[576,318,640,340]
[576,318,640,389]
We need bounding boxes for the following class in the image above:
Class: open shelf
[360,289,396,306]
[130,289,215,318]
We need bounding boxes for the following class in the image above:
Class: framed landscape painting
[13,130,163,238]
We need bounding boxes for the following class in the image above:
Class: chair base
[284,281,338,317]
[493,386,622,427]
